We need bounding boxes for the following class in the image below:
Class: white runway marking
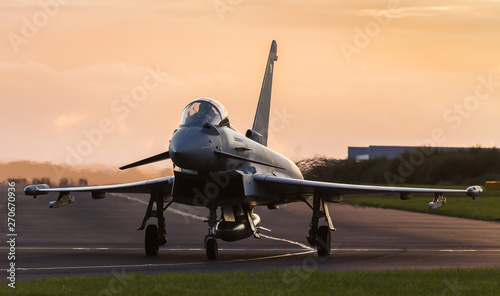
[3,247,307,252]
[110,193,205,221]
[14,250,316,272]
[4,247,500,253]
[259,234,314,251]
[11,247,500,272]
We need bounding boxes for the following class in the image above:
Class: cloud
[0,61,146,88]
[54,113,86,129]
[357,5,456,18]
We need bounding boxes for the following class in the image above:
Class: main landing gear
[145,224,160,256]
[138,190,172,256]
[306,191,336,257]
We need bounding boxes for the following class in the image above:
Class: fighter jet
[25,41,483,259]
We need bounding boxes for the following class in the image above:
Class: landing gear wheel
[145,224,160,256]
[206,238,218,260]
[316,225,331,257]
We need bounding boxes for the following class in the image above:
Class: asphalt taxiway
[2,186,500,280]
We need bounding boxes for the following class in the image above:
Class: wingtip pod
[24,184,50,196]
[466,186,483,199]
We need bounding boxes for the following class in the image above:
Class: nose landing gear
[205,237,218,259]
[204,207,219,259]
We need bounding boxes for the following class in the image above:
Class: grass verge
[341,189,500,222]
[2,268,500,296]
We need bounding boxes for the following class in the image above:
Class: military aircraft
[25,40,483,259]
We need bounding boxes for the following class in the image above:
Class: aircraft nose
[169,127,214,171]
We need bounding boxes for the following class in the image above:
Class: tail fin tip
[250,40,278,147]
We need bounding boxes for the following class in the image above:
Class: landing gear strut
[306,191,335,257]
[138,190,172,256]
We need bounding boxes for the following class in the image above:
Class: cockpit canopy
[180,98,229,127]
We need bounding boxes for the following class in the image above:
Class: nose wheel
[204,207,219,259]
[205,237,218,259]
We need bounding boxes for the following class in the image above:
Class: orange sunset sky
[1,0,500,169]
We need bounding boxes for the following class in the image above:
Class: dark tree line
[27,178,88,187]
[296,147,500,186]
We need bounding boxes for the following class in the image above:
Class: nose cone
[169,127,214,171]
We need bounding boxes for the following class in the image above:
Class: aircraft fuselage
[168,124,303,207]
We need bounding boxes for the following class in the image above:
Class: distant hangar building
[348,146,475,161]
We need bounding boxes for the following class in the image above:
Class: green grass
[2,268,500,295]
[342,189,500,222]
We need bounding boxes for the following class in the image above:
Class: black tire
[206,238,218,260]
[145,224,159,256]
[316,225,331,257]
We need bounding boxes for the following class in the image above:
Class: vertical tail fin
[251,40,277,147]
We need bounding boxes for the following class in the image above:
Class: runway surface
[2,185,500,280]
